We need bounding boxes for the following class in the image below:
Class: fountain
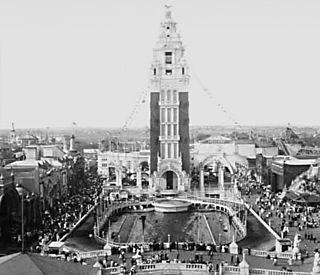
[152,199,192,213]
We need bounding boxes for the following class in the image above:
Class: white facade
[150,8,189,162]
[97,151,150,178]
[149,7,191,193]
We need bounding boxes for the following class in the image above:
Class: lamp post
[21,191,24,253]
[16,183,25,253]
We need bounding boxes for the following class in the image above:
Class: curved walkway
[95,198,247,247]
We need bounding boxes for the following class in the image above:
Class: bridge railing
[184,195,245,211]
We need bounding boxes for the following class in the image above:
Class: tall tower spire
[149,7,190,193]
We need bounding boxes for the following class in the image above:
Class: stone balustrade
[222,265,311,275]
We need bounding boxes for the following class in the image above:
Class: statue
[313,250,320,274]
[293,234,301,254]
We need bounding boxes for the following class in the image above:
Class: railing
[185,196,244,211]
[222,266,311,275]
[185,263,205,269]
[77,249,107,259]
[250,268,310,275]
[250,249,293,259]
[136,264,156,270]
[136,263,207,272]
[224,266,240,273]
[101,266,121,274]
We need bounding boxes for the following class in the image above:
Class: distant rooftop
[273,157,316,166]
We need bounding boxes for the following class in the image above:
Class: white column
[200,168,204,195]
[116,167,122,187]
[219,166,224,189]
[164,143,168,159]
[136,166,142,190]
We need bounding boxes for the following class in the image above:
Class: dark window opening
[153,68,156,75]
[167,26,170,30]
[167,35,170,38]
[165,69,172,75]
[182,67,185,75]
[165,52,172,64]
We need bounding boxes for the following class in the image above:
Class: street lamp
[16,183,25,253]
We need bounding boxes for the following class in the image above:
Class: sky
[0,0,320,130]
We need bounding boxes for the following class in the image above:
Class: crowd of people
[15,160,320,273]
[31,176,102,253]
[238,173,320,258]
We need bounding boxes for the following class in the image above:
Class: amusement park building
[270,156,316,192]
[97,150,150,178]
[191,137,257,171]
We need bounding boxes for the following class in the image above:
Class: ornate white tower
[149,7,190,194]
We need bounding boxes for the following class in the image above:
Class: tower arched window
[167,108,171,122]
[173,108,178,122]
[161,108,166,122]
[173,124,177,136]
[173,90,177,103]
[165,52,172,64]
[166,90,171,102]
[168,143,172,158]
[161,124,166,137]
[161,90,165,103]
[167,124,172,136]
[174,143,178,159]
[161,143,165,158]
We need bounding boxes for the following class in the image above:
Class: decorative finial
[165,5,172,19]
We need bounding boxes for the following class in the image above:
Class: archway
[139,161,149,172]
[200,155,234,175]
[199,155,235,188]
[162,170,178,190]
[108,166,116,181]
[0,189,20,239]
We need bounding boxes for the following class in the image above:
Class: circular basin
[152,199,192,213]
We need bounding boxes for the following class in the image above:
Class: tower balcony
[159,100,179,106]
[159,135,180,141]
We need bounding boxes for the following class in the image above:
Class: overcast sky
[0,0,320,130]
